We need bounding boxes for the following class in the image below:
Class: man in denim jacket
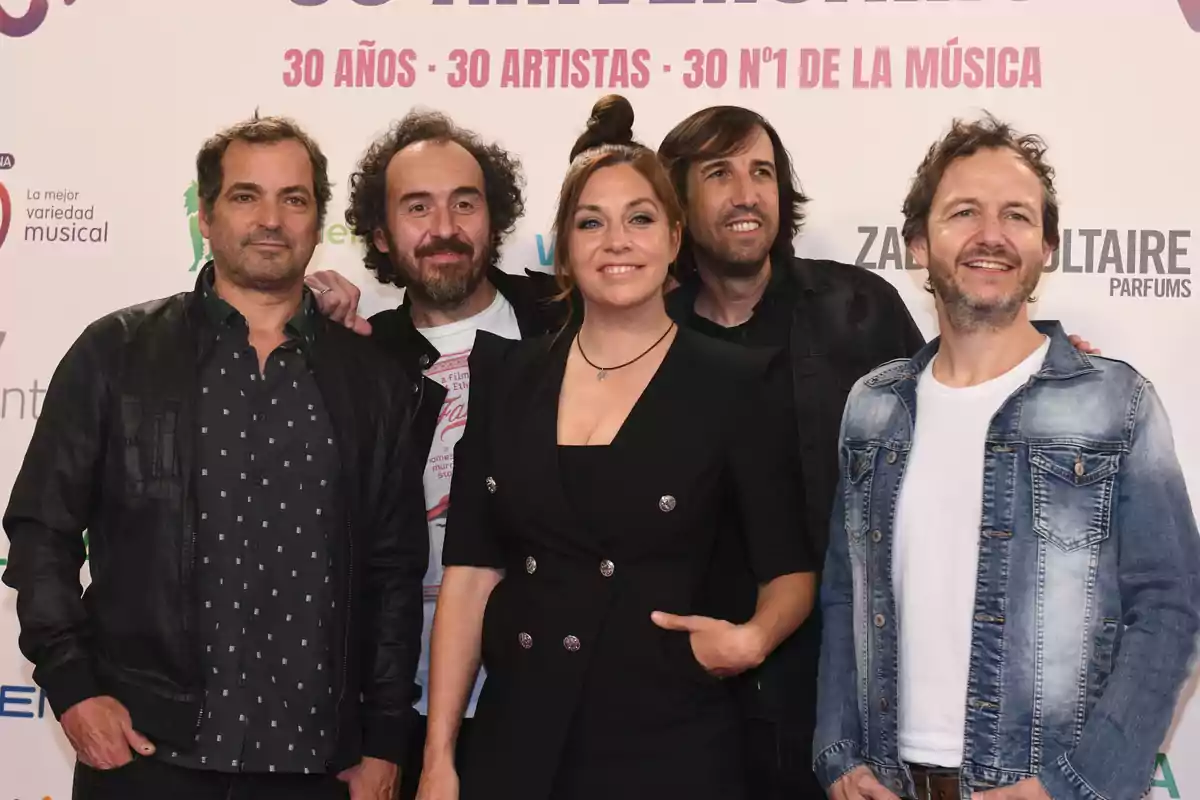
[813,115,1200,800]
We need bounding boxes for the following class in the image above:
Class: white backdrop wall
[1,0,1198,797]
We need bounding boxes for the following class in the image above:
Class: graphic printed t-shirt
[415,290,521,716]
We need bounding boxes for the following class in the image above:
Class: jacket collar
[865,319,1098,389]
[488,264,564,333]
[666,255,795,323]
[194,261,317,343]
[185,260,328,360]
[398,264,559,329]
[388,264,564,367]
[786,255,831,295]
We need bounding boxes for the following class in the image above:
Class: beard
[928,243,1040,332]
[693,245,767,280]
[390,232,493,309]
[688,211,777,280]
[217,229,308,292]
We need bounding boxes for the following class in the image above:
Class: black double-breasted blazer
[442,325,813,800]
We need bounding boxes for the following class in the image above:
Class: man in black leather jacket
[1,114,428,800]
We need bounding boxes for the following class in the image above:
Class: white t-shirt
[893,336,1050,767]
[415,289,522,717]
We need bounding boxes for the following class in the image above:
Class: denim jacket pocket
[1029,444,1121,551]
[842,444,878,538]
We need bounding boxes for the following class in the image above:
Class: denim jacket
[813,321,1200,800]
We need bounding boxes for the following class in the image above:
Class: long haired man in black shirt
[656,105,926,800]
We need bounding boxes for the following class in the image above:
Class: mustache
[720,206,765,226]
[960,243,1020,265]
[242,230,292,247]
[416,236,474,259]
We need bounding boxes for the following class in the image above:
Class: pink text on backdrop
[794,42,1041,89]
[906,38,1041,89]
[281,42,1041,90]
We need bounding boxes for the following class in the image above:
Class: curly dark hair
[901,112,1060,293]
[657,106,809,279]
[345,110,525,287]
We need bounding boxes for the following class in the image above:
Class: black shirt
[158,275,340,774]
[683,261,798,353]
[667,256,926,741]
[682,264,802,478]
[670,263,817,724]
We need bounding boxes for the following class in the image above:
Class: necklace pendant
[597,369,608,381]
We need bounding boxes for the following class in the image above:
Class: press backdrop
[1,0,1198,797]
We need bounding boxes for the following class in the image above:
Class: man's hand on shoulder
[1067,333,1101,355]
[306,270,372,336]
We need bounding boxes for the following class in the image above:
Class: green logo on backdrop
[185,182,212,272]
[183,181,362,272]
[1153,753,1181,799]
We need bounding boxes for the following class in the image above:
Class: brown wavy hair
[657,106,809,279]
[549,95,685,318]
[344,110,526,287]
[901,112,1060,293]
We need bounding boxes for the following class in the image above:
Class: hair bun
[569,94,636,161]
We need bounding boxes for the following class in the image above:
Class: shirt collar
[669,256,794,322]
[866,320,1096,389]
[199,263,317,346]
[757,257,795,309]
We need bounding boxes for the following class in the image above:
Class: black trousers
[743,718,826,800]
[72,755,349,800]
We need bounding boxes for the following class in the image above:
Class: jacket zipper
[190,520,204,733]
[183,331,207,733]
[180,384,204,733]
[332,518,352,755]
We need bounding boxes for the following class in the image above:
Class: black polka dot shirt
[157,276,339,775]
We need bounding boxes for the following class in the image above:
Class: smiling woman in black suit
[413,94,817,800]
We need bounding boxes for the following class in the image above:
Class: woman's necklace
[575,322,676,381]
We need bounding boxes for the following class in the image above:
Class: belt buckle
[920,767,934,800]
[908,763,951,800]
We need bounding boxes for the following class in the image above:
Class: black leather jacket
[1,265,430,771]
[367,266,568,473]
